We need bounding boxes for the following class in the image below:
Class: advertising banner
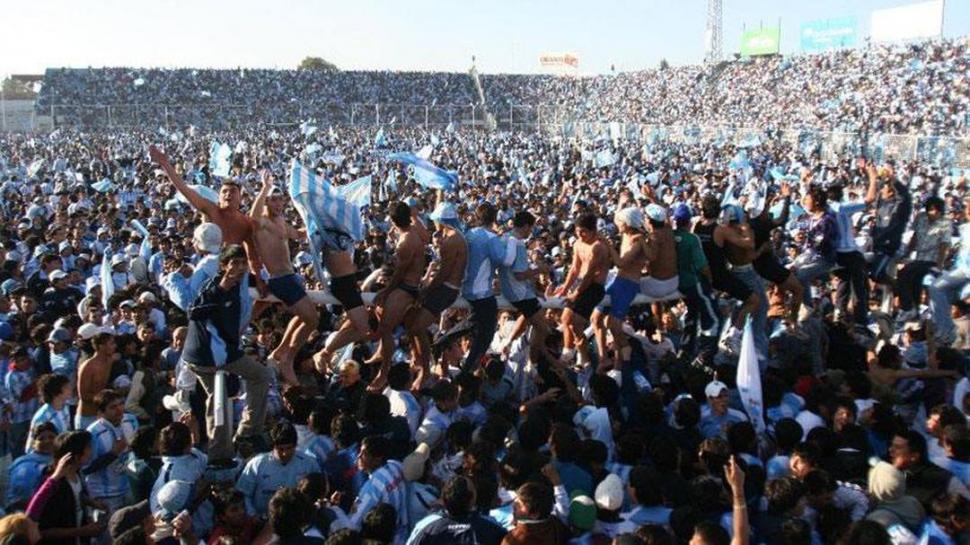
[740,27,781,56]
[871,0,943,43]
[800,17,857,52]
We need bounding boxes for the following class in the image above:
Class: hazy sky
[3,0,969,76]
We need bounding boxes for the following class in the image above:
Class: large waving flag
[736,318,766,435]
[335,175,372,208]
[288,160,365,281]
[209,141,233,177]
[387,152,458,191]
[595,148,616,168]
[374,128,387,148]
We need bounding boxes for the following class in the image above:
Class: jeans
[927,268,970,344]
[463,296,498,373]
[189,355,272,461]
[731,266,769,370]
[680,280,719,361]
[896,260,935,312]
[833,251,869,324]
[795,257,835,306]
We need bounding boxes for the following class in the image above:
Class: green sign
[740,27,781,56]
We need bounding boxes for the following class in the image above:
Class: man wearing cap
[249,170,318,386]
[26,253,61,299]
[162,222,223,313]
[699,380,749,439]
[672,203,718,362]
[591,206,649,373]
[406,475,506,545]
[40,269,83,320]
[405,200,467,381]
[640,203,679,300]
[236,421,317,517]
[76,332,116,430]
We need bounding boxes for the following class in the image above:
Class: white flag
[736,318,765,435]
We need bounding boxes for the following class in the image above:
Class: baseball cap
[108,500,151,540]
[645,203,667,222]
[138,292,157,304]
[402,443,431,481]
[1,279,22,295]
[77,323,106,341]
[704,380,729,398]
[110,254,127,266]
[47,328,72,344]
[568,494,596,530]
[672,203,692,222]
[49,270,68,281]
[155,480,194,521]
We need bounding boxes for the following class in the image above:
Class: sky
[2,0,969,76]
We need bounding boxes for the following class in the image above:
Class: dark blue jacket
[182,276,244,367]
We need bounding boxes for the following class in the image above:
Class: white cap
[705,380,729,398]
[645,203,667,222]
[594,474,624,511]
[77,323,105,340]
[138,292,157,304]
[49,270,68,281]
[192,223,223,254]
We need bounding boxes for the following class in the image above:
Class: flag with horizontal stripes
[288,160,364,281]
[387,152,457,191]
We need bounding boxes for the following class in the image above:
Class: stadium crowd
[35,38,970,135]
[0,38,967,545]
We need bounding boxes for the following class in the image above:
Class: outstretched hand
[148,145,168,166]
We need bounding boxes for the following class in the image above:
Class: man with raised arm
[717,203,769,368]
[405,200,466,385]
[366,202,429,392]
[249,170,317,386]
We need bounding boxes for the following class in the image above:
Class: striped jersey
[5,368,38,424]
[462,227,515,301]
[85,418,130,498]
[150,448,208,512]
[351,460,410,544]
[304,434,337,473]
[27,403,70,449]
[498,235,535,303]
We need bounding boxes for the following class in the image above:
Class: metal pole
[424,105,429,130]
[375,103,380,126]
[537,105,542,133]
[509,103,514,131]
[351,104,356,127]
[50,104,55,130]
[165,106,170,129]
[1,76,6,132]
[471,104,475,130]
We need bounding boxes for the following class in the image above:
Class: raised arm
[864,163,880,205]
[149,145,218,217]
[249,170,272,220]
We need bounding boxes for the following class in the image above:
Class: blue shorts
[599,276,639,319]
[268,273,307,306]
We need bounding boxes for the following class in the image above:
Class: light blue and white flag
[101,247,115,310]
[175,184,219,206]
[130,219,153,263]
[92,179,114,193]
[736,318,766,435]
[416,145,433,160]
[300,121,317,137]
[387,152,458,191]
[446,122,455,133]
[430,133,441,147]
[320,151,345,166]
[374,128,387,148]
[288,160,365,281]
[335,175,372,208]
[595,148,616,168]
[209,141,232,177]
[384,170,398,195]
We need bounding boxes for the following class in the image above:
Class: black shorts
[267,274,307,306]
[711,272,753,302]
[396,284,420,300]
[329,274,363,311]
[422,285,459,315]
[511,297,541,320]
[567,283,606,321]
[753,253,791,285]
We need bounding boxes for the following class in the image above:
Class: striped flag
[335,175,372,208]
[387,152,457,192]
[736,318,766,435]
[288,160,364,281]
[209,141,232,177]
[130,220,153,263]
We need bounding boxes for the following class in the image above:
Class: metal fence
[36,102,970,169]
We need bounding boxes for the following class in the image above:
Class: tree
[1,77,38,99]
[659,58,670,71]
[298,57,338,72]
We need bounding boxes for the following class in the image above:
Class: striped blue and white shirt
[5,368,37,424]
[829,201,867,253]
[85,418,130,498]
[150,448,208,512]
[499,235,535,303]
[5,450,52,507]
[236,451,319,516]
[27,403,70,449]
[462,227,515,301]
[351,460,410,545]
[304,434,337,473]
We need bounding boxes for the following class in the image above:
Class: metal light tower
[704,0,723,64]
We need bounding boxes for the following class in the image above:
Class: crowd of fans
[35,38,970,135]
[0,37,968,545]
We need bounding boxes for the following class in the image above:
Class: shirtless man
[405,200,466,384]
[366,202,429,391]
[149,145,263,318]
[641,203,680,326]
[555,213,610,369]
[76,332,116,430]
[591,206,649,372]
[717,203,769,367]
[249,171,317,386]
